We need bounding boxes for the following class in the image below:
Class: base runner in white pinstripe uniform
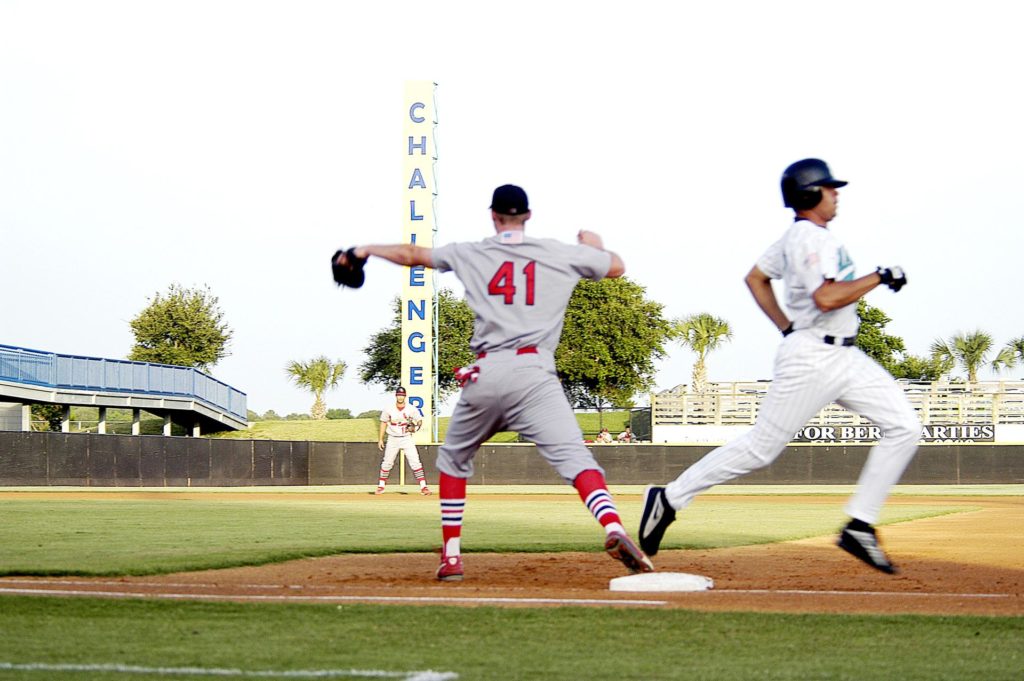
[348,184,654,581]
[639,159,919,574]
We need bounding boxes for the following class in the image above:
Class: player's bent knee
[883,417,921,447]
[436,451,475,478]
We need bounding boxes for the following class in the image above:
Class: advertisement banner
[401,81,435,444]
[653,423,1007,445]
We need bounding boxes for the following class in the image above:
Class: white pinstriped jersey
[431,231,611,354]
[757,218,860,338]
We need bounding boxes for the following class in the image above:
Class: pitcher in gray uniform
[638,159,919,574]
[347,184,654,581]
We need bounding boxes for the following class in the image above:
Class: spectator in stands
[617,426,636,443]
[595,427,613,443]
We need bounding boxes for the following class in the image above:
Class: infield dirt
[4,494,1021,616]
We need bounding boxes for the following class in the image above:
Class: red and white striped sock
[378,468,390,489]
[439,472,466,557]
[574,469,625,536]
[413,466,427,489]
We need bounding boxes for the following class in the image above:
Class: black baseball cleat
[638,485,676,557]
[837,520,897,574]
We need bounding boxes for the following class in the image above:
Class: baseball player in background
[377,386,430,496]
[639,159,919,574]
[346,184,654,581]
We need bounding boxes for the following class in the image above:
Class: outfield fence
[1,432,1022,486]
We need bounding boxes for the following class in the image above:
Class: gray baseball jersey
[431,230,611,354]
[430,229,612,482]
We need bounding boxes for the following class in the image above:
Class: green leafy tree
[285,357,346,420]
[890,354,950,381]
[853,301,946,380]
[326,408,353,420]
[128,284,232,371]
[361,280,672,414]
[246,409,261,422]
[261,409,282,421]
[671,312,732,394]
[356,409,382,420]
[557,277,673,410]
[31,404,64,432]
[360,289,476,398]
[854,300,906,373]
[930,330,997,383]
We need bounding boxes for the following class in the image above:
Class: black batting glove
[876,266,907,292]
[781,322,794,337]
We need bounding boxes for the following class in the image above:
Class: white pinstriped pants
[664,331,920,524]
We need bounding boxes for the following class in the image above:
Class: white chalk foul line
[2,580,1016,602]
[0,587,667,607]
[719,589,1013,599]
[0,579,315,591]
[0,662,457,679]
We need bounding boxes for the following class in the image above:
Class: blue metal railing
[0,343,247,420]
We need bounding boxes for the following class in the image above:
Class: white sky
[2,1,1022,418]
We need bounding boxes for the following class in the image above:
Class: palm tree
[285,357,346,420]
[672,313,732,394]
[993,336,1024,375]
[929,330,998,383]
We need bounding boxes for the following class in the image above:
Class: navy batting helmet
[780,159,847,210]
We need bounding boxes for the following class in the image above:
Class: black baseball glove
[876,266,907,292]
[331,248,367,289]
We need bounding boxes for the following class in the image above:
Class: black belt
[823,335,857,346]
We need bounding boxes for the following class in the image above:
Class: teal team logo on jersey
[837,246,855,281]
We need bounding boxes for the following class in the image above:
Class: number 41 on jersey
[488,261,536,305]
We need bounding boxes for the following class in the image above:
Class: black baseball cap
[489,185,529,215]
[395,386,407,395]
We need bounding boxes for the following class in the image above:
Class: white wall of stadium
[652,423,1024,445]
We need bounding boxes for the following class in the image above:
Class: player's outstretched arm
[577,230,625,278]
[353,244,434,269]
[745,265,791,334]
[811,271,887,312]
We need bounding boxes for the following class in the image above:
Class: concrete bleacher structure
[652,380,1024,444]
[0,343,246,436]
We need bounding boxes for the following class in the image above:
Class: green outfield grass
[0,596,1020,681]
[0,491,972,576]
[1,488,1020,680]
[208,417,380,441]
[205,410,633,442]
[207,417,520,442]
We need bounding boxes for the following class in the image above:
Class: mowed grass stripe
[0,496,969,576]
[0,596,1020,681]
